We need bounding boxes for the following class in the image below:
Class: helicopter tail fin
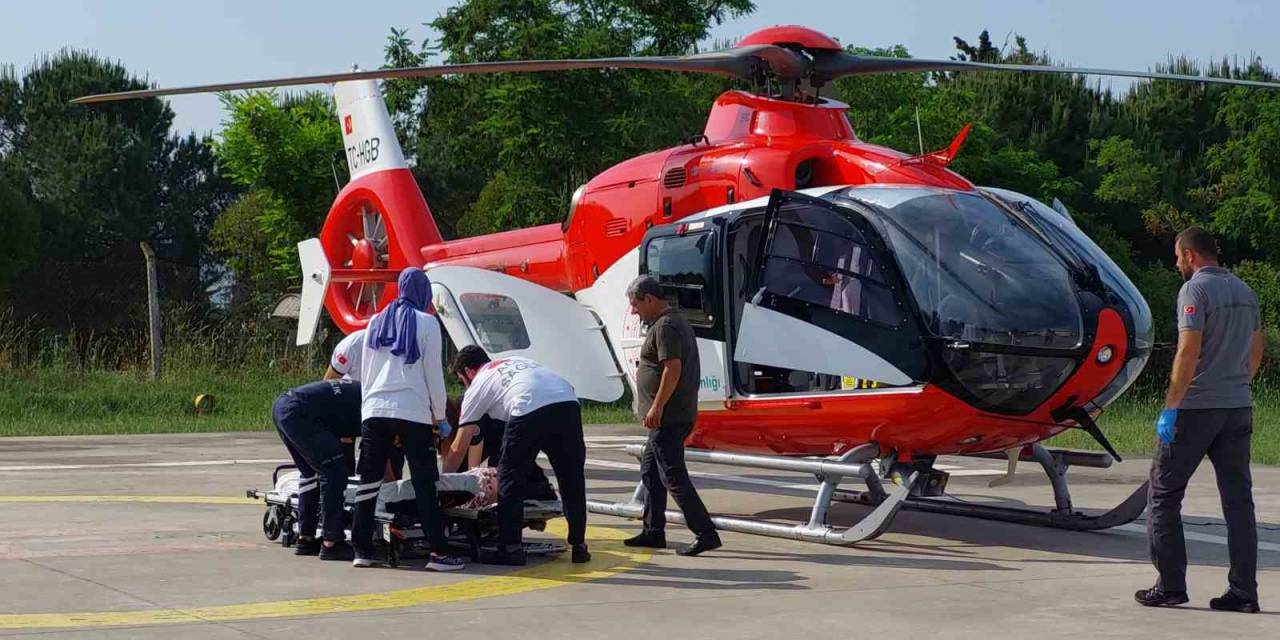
[296,79,445,342]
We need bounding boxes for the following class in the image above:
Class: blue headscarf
[368,267,432,365]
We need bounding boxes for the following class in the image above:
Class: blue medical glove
[436,420,452,440]
[1155,408,1178,444]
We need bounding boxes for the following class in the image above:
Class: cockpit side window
[759,203,905,329]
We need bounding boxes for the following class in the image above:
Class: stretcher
[247,464,566,564]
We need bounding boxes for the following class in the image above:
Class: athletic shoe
[426,552,466,572]
[623,532,666,548]
[571,544,591,564]
[352,548,379,568]
[293,538,321,556]
[1134,587,1189,607]
[319,541,355,562]
[1209,590,1260,613]
[490,547,527,566]
[677,534,722,557]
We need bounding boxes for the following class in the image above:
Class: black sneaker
[426,553,466,572]
[1134,587,1189,607]
[319,541,355,562]
[490,547,527,566]
[1209,590,1260,613]
[571,544,591,564]
[623,532,666,548]
[293,538,321,556]
[677,534,722,557]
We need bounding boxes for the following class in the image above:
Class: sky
[4,0,1280,136]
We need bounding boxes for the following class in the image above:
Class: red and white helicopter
[78,25,1280,545]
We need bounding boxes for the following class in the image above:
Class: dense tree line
[3,2,1279,370]
[0,51,238,341]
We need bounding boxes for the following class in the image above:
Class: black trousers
[1148,407,1256,599]
[351,418,450,555]
[497,401,587,548]
[641,421,715,537]
[270,402,350,542]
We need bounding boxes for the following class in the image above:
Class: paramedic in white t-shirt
[324,330,364,381]
[348,268,463,572]
[449,345,590,565]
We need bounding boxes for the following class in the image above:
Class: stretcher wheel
[263,507,282,541]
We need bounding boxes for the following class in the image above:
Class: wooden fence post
[139,242,162,379]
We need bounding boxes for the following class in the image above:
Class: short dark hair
[449,345,490,377]
[1175,226,1219,259]
[626,274,663,301]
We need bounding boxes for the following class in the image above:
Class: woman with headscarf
[349,267,465,572]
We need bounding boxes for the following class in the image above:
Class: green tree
[213,90,344,297]
[1,51,235,332]
[386,0,753,236]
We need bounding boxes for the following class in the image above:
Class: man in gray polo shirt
[1136,227,1265,613]
[622,275,721,556]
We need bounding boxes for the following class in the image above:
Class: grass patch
[2,365,1274,466]
[0,366,635,437]
[1050,385,1280,465]
[0,367,314,437]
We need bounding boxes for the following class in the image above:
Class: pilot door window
[644,232,717,328]
[733,208,903,396]
[761,205,904,328]
[459,293,532,353]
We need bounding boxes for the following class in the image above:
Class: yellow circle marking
[0,496,651,630]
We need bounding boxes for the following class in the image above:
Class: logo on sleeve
[337,353,348,365]
[1183,304,1196,316]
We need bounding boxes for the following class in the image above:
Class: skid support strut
[834,444,1150,531]
[586,444,918,546]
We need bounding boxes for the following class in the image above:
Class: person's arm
[1249,330,1265,380]
[468,441,485,469]
[441,424,478,473]
[423,320,448,423]
[1164,330,1202,409]
[644,358,682,428]
[323,366,342,380]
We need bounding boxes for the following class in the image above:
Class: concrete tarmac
[1,426,1278,639]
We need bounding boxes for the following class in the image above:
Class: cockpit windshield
[835,187,1083,350]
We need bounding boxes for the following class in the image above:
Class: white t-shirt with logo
[459,357,578,425]
[330,330,365,381]
[359,311,447,425]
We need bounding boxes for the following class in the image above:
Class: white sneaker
[352,556,377,568]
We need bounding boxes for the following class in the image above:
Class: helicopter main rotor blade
[812,51,1280,90]
[72,45,808,104]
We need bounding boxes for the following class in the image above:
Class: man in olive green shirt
[622,275,721,557]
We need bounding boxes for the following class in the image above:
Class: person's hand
[437,420,452,440]
[1156,408,1178,444]
[643,405,663,430]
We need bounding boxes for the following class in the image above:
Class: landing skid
[586,443,1148,545]
[587,444,918,546]
[835,444,1150,532]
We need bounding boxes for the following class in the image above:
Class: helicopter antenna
[915,106,925,156]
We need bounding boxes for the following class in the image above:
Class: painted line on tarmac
[1114,523,1280,553]
[0,459,291,472]
[0,495,261,505]
[581,458,1280,553]
[0,513,649,631]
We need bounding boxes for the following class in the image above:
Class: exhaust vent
[604,218,628,237]
[663,167,687,188]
